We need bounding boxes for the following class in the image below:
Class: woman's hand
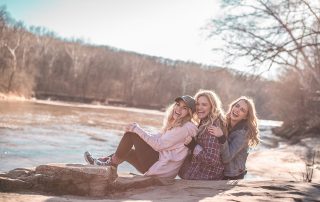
[184,136,197,150]
[125,122,139,132]
[184,136,192,145]
[226,112,231,119]
[207,126,224,137]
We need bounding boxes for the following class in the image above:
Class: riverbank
[0,93,28,101]
[1,136,319,201]
[247,136,320,182]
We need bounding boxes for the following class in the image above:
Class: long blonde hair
[194,89,226,132]
[161,102,194,132]
[227,96,260,147]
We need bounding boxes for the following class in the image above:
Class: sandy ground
[1,179,319,202]
[247,145,319,182]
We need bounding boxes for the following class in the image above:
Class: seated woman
[208,96,260,180]
[178,90,227,180]
[84,95,198,179]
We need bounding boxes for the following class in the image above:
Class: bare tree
[208,0,320,136]
[0,6,27,92]
[208,0,320,91]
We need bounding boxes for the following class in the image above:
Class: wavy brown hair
[227,96,260,147]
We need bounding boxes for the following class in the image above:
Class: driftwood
[0,164,167,196]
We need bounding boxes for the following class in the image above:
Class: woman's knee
[123,132,141,141]
[124,131,138,137]
[122,132,135,140]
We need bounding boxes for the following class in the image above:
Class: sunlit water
[0,100,282,176]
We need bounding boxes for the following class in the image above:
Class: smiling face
[172,100,190,120]
[230,99,248,126]
[196,95,212,120]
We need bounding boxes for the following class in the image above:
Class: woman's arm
[208,126,226,144]
[132,122,197,151]
[220,129,248,163]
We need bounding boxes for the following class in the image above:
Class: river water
[0,100,282,174]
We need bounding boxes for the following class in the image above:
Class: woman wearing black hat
[84,95,198,179]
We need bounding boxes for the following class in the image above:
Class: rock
[4,168,35,179]
[1,178,320,202]
[113,175,174,192]
[0,163,121,196]
[272,116,320,142]
[0,163,169,197]
[0,177,33,191]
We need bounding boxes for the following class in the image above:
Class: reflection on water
[0,100,163,173]
[0,100,282,174]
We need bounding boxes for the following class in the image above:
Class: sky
[0,0,276,78]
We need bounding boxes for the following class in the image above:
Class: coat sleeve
[133,122,197,152]
[221,129,248,163]
[193,131,222,165]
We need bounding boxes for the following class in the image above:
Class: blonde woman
[208,96,260,180]
[179,90,227,180]
[84,95,198,179]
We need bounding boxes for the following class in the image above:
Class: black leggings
[115,132,159,173]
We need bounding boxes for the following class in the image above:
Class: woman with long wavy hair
[208,96,260,180]
[84,95,198,179]
[179,89,227,180]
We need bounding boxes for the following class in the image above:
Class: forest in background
[0,3,318,134]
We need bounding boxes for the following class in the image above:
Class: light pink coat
[133,121,198,178]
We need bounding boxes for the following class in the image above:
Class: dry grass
[303,150,319,182]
